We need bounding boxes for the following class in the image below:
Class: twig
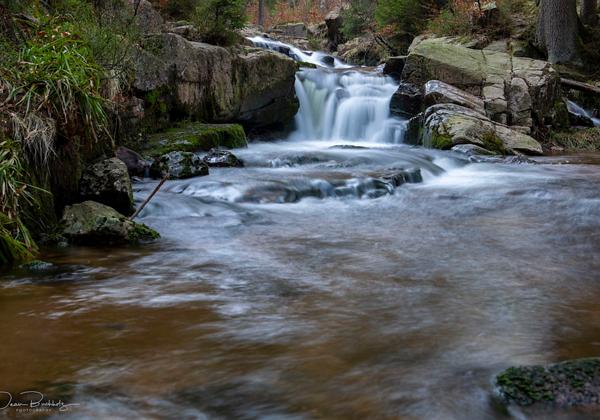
[129,174,169,220]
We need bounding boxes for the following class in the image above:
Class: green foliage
[550,128,600,152]
[3,16,108,150]
[0,139,38,265]
[375,0,425,35]
[427,8,473,36]
[341,0,376,39]
[164,0,199,19]
[193,0,247,46]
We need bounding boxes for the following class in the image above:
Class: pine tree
[536,0,580,64]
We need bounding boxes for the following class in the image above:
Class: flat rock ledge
[495,358,600,408]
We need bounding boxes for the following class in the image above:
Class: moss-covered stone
[61,201,159,245]
[481,130,506,155]
[496,358,600,408]
[429,132,454,150]
[144,122,247,157]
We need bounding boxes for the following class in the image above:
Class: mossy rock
[144,122,247,157]
[495,358,600,408]
[61,201,159,245]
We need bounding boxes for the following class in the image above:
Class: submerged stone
[202,149,244,168]
[495,358,600,408]
[151,151,209,179]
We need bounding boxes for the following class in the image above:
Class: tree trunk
[537,0,580,64]
[582,0,598,26]
[258,0,265,27]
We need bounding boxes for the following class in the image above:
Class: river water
[2,42,600,420]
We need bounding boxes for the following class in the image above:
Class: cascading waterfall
[291,70,406,142]
[249,36,407,143]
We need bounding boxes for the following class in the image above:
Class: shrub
[341,0,376,39]
[3,16,108,157]
[0,139,38,265]
[193,0,247,46]
[427,5,473,36]
[375,0,426,36]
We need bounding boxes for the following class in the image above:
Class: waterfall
[291,70,406,143]
[248,36,407,143]
[566,99,600,127]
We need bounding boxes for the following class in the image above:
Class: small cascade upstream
[249,36,407,143]
[566,99,600,127]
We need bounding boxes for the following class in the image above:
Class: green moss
[297,61,317,69]
[429,132,454,150]
[495,358,600,407]
[128,222,160,242]
[481,130,506,155]
[144,122,247,157]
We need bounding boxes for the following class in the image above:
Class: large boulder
[495,358,600,408]
[61,201,159,244]
[80,158,135,216]
[423,80,486,114]
[401,37,561,130]
[116,146,150,177]
[390,83,423,117]
[124,0,163,34]
[133,33,299,128]
[383,56,407,80]
[420,103,543,155]
[151,151,209,179]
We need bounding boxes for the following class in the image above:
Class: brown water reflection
[2,147,600,419]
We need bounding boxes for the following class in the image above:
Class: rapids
[2,39,600,419]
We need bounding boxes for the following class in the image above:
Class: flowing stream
[2,40,600,419]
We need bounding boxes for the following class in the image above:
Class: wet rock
[203,149,244,167]
[383,56,407,80]
[451,144,498,157]
[80,158,135,216]
[401,37,561,130]
[320,55,335,67]
[144,123,247,157]
[151,151,209,179]
[375,168,423,186]
[420,103,543,155]
[19,260,55,272]
[424,80,486,115]
[116,146,150,177]
[495,358,600,408]
[390,83,423,117]
[61,201,159,244]
[133,33,298,128]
